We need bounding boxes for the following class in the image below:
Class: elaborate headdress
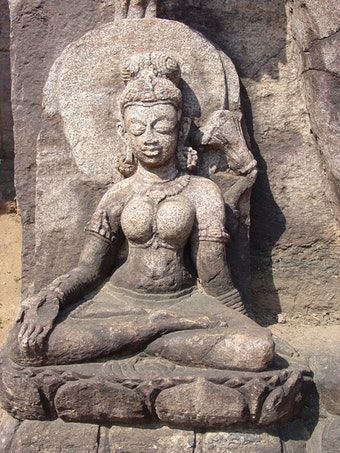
[119,52,182,112]
[117,52,197,177]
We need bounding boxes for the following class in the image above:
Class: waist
[106,283,195,302]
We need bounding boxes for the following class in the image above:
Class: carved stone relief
[0,0,310,449]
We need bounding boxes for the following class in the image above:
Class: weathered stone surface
[0,413,20,453]
[310,352,340,415]
[279,420,310,453]
[55,380,147,424]
[201,430,282,453]
[145,321,274,372]
[0,360,46,420]
[33,15,253,302]
[8,418,99,453]
[289,0,340,222]
[2,5,321,447]
[10,0,340,319]
[157,2,340,320]
[259,372,303,426]
[104,425,195,453]
[321,416,340,453]
[9,0,117,297]
[155,378,248,428]
[0,354,307,428]
[307,416,340,453]
[0,0,13,160]
[0,0,14,209]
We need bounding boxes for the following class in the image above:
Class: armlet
[85,209,117,244]
[198,225,230,244]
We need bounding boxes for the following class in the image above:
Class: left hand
[17,292,61,355]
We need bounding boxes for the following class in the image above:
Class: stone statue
[10,52,273,372]
[0,1,307,438]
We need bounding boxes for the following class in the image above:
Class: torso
[110,174,196,293]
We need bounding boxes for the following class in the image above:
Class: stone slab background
[0,0,14,208]
[8,0,340,319]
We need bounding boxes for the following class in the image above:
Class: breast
[156,197,195,247]
[121,196,154,245]
[121,194,195,249]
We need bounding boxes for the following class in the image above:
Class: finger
[20,325,36,353]
[35,326,51,351]
[16,309,25,323]
[115,0,129,20]
[145,0,157,17]
[128,0,146,19]
[28,325,43,353]
[18,323,29,342]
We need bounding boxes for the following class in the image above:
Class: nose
[143,125,158,145]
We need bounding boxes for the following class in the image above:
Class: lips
[142,147,162,157]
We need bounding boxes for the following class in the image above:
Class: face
[120,103,180,168]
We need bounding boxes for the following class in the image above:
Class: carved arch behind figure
[34,16,254,304]
[42,18,241,185]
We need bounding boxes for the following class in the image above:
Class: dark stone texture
[0,354,308,429]
[0,413,20,453]
[9,0,116,297]
[155,378,248,428]
[10,0,340,318]
[8,418,99,453]
[0,415,288,453]
[309,352,340,416]
[307,416,340,453]
[55,380,147,424]
[0,0,14,209]
[0,0,13,160]
[258,372,303,426]
[289,0,340,222]
[0,359,46,420]
[159,2,339,319]
[279,420,310,453]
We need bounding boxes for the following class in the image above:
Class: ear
[179,116,192,145]
[116,121,127,143]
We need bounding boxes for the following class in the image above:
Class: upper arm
[79,184,128,272]
[85,184,127,246]
[191,178,229,245]
[189,178,232,293]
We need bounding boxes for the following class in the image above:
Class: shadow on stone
[0,0,15,208]
[241,84,286,325]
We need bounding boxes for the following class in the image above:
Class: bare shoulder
[98,177,133,208]
[187,175,224,204]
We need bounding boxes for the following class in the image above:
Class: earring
[177,145,198,172]
[117,145,137,178]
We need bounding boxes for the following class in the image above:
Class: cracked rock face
[289,0,340,221]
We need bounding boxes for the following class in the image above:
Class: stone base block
[0,414,285,453]
[0,355,310,429]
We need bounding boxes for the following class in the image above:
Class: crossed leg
[9,292,274,371]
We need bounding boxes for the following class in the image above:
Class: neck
[136,159,178,184]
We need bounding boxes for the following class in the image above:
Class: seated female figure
[9,53,274,372]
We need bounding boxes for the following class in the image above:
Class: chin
[141,157,169,168]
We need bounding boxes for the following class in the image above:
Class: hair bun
[119,52,182,112]
[120,52,181,87]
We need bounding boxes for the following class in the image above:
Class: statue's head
[117,52,196,176]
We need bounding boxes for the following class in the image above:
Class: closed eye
[154,122,174,134]
[129,124,146,136]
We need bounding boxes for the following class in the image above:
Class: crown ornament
[115,0,158,20]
